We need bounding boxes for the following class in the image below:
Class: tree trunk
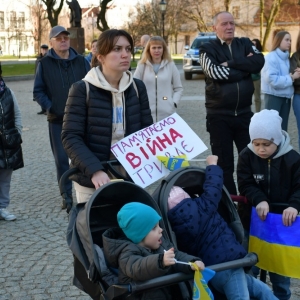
[96,0,112,32]
[42,0,64,27]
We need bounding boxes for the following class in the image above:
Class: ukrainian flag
[249,207,300,278]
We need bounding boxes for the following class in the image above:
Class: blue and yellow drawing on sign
[156,155,189,171]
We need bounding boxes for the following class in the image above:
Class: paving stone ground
[0,68,299,299]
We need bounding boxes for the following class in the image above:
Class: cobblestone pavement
[0,69,299,299]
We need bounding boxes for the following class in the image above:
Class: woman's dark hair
[252,39,262,52]
[91,29,133,68]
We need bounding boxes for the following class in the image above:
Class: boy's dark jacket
[237,131,300,230]
[102,227,199,300]
[168,165,246,266]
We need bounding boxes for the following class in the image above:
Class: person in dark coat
[34,44,48,115]
[0,63,24,221]
[237,109,300,300]
[102,202,204,300]
[33,25,90,208]
[167,155,278,300]
[199,11,265,195]
[61,29,153,204]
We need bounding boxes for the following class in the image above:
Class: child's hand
[282,207,298,226]
[256,201,269,221]
[190,260,205,271]
[163,248,175,267]
[206,155,218,166]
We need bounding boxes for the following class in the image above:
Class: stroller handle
[59,160,132,213]
[127,252,258,294]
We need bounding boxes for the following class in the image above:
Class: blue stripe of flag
[250,207,300,247]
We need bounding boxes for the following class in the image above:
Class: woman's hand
[163,248,175,267]
[91,170,110,189]
[191,260,205,271]
[282,207,298,226]
[256,201,269,221]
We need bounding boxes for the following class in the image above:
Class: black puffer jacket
[237,132,300,229]
[62,78,153,187]
[0,87,23,170]
[199,37,265,116]
[102,228,199,300]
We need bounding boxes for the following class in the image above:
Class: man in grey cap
[33,25,90,209]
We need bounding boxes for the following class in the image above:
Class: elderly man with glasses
[33,25,90,208]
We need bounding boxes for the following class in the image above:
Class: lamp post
[159,0,167,40]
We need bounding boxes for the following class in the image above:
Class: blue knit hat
[117,202,161,243]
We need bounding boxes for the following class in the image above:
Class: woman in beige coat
[134,36,183,122]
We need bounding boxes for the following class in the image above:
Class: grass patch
[2,64,35,76]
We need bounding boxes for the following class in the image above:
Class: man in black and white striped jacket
[199,11,264,196]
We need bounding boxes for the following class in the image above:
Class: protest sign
[111,113,208,188]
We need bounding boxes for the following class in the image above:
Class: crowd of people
[1,10,300,300]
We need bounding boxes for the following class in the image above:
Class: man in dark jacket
[33,25,90,208]
[199,11,265,195]
[34,44,48,115]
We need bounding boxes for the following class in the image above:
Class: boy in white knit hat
[237,109,300,299]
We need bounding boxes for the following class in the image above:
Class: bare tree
[29,0,50,53]
[260,0,284,51]
[96,0,112,32]
[41,0,64,27]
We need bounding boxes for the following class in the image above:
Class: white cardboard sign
[111,113,208,188]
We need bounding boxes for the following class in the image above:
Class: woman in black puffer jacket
[0,63,24,221]
[62,29,153,203]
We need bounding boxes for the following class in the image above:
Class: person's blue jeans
[210,267,277,300]
[48,122,72,195]
[292,93,300,151]
[264,94,291,131]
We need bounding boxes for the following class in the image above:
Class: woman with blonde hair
[134,36,183,122]
[261,31,300,131]
[290,31,300,150]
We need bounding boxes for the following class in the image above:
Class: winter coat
[0,83,24,170]
[61,68,153,188]
[33,47,90,123]
[133,60,183,122]
[102,227,199,300]
[199,37,264,116]
[237,131,300,230]
[261,48,294,98]
[290,51,300,94]
[168,165,246,266]
[85,52,92,64]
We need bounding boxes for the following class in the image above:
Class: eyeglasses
[52,35,70,42]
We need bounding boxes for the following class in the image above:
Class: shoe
[0,208,16,221]
[37,110,46,115]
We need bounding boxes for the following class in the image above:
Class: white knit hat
[249,109,283,145]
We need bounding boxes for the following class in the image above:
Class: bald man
[141,34,150,48]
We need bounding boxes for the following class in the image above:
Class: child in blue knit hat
[102,202,204,300]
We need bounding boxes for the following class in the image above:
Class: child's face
[139,222,163,250]
[252,139,278,159]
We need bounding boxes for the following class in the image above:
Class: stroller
[61,167,258,300]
